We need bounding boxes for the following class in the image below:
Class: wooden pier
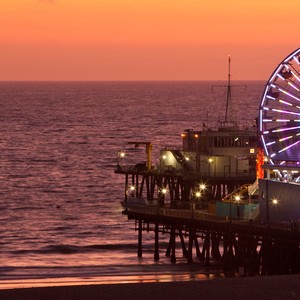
[116,167,300,276]
[124,204,300,276]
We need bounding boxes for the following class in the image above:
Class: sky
[1,0,300,81]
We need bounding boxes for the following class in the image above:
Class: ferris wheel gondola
[259,48,300,166]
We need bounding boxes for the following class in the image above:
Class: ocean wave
[12,243,139,255]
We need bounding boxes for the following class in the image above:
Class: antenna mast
[225,55,232,123]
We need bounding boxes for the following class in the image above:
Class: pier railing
[124,203,299,233]
[115,165,255,180]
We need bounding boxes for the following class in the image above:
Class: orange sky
[1,0,299,81]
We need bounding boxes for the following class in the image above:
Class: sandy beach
[0,275,299,300]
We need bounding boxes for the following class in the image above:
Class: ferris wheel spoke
[271,125,300,133]
[278,64,300,86]
[265,133,299,150]
[290,69,300,82]
[276,73,300,91]
[270,108,300,117]
[263,118,300,123]
[277,87,300,102]
[288,81,300,92]
[272,140,300,157]
[293,55,300,65]
[277,98,299,108]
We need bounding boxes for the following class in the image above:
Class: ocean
[0,81,264,288]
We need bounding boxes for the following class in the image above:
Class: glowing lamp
[200,183,206,190]
[161,188,167,194]
[119,151,126,158]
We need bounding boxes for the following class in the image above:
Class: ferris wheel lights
[279,135,293,142]
[260,49,300,166]
[277,74,285,81]
[266,141,276,146]
[272,125,300,133]
[272,108,300,116]
[278,87,300,102]
[288,82,300,91]
[276,119,290,122]
[278,99,293,106]
[291,70,300,82]
[278,140,300,153]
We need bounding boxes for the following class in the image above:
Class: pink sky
[1,0,299,81]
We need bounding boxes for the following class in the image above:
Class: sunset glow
[1,0,300,80]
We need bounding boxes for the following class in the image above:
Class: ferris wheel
[259,48,300,166]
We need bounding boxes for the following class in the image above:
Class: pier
[116,166,300,276]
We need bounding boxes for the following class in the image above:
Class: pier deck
[123,204,300,276]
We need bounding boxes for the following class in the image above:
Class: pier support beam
[166,225,176,263]
[154,222,160,261]
[179,230,188,258]
[211,232,221,261]
[188,229,194,264]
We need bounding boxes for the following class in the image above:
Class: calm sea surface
[0,81,264,288]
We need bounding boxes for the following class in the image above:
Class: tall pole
[225,55,232,124]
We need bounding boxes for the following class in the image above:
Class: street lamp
[117,151,126,170]
[235,195,241,220]
[198,183,206,209]
[124,185,135,211]
[158,187,167,204]
[200,183,206,191]
[118,151,126,158]
[161,187,167,195]
[192,190,201,219]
